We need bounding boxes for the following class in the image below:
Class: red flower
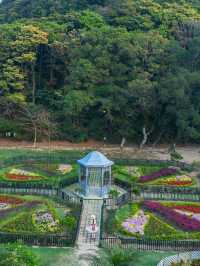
[6,173,42,181]
[0,195,24,205]
[166,180,192,186]
[170,205,200,213]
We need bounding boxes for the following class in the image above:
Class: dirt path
[0,139,199,164]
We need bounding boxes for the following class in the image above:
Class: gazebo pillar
[78,167,81,184]
[109,167,112,187]
[85,167,89,195]
[101,167,104,197]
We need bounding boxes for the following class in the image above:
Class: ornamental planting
[139,168,178,183]
[122,210,149,235]
[6,168,43,181]
[143,201,200,231]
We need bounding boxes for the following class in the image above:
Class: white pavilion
[77,151,114,197]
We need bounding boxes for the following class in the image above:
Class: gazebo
[77,151,114,197]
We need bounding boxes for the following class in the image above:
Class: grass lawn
[31,247,79,266]
[30,247,175,266]
[132,250,176,266]
[0,149,87,160]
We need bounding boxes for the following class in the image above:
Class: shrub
[170,151,183,161]
[0,243,39,266]
[63,215,77,232]
[109,189,120,199]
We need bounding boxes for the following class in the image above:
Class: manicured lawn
[0,149,87,160]
[31,247,175,266]
[132,250,176,266]
[31,247,78,266]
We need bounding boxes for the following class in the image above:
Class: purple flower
[139,168,177,183]
[143,201,200,231]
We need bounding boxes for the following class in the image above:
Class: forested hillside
[0,0,199,144]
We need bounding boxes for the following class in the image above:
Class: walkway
[76,198,103,266]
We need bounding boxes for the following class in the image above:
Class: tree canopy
[0,0,199,144]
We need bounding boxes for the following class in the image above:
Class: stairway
[75,199,103,266]
[77,199,103,246]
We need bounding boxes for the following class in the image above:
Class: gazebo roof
[77,151,114,168]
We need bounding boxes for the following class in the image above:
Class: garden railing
[157,251,200,266]
[0,232,75,247]
[100,236,200,251]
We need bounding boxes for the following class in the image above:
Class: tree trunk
[50,46,54,84]
[140,126,149,149]
[32,63,36,104]
[152,131,164,148]
[33,126,37,148]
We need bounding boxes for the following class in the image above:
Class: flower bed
[104,201,200,240]
[5,169,43,181]
[171,205,200,213]
[122,210,149,236]
[0,197,62,233]
[165,180,192,186]
[0,195,24,205]
[139,168,178,183]
[32,211,60,233]
[57,164,72,174]
[158,175,193,186]
[143,201,200,231]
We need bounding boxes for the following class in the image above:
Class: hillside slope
[0,0,199,144]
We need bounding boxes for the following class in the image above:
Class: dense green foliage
[0,244,39,266]
[0,0,200,143]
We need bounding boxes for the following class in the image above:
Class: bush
[92,247,136,266]
[109,189,120,199]
[170,151,183,161]
[63,215,77,232]
[0,243,39,266]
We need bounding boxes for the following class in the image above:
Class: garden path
[76,198,103,266]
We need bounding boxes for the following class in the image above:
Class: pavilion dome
[77,151,114,168]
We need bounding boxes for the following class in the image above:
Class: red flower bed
[166,180,192,186]
[6,173,42,181]
[143,200,200,231]
[170,205,200,213]
[0,195,24,205]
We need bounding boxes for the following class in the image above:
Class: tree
[20,104,55,147]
